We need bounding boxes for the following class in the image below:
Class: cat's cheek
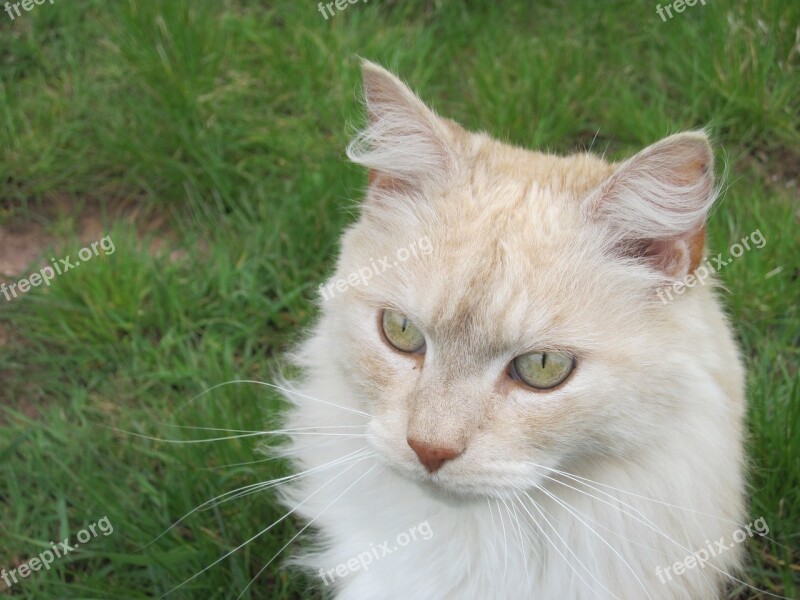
[343,350,423,446]
[487,379,599,465]
[323,316,406,407]
[361,402,430,480]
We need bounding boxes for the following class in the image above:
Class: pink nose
[407,438,463,473]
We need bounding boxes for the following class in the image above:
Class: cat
[278,61,747,600]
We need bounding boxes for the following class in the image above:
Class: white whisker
[485,498,505,595]
[176,379,374,419]
[166,424,368,434]
[528,460,795,554]
[521,476,666,556]
[507,498,532,588]
[203,450,376,508]
[498,496,525,563]
[494,498,509,585]
[534,466,721,594]
[107,425,370,444]
[105,425,268,444]
[524,463,793,600]
[142,448,374,550]
[528,461,766,535]
[159,452,375,598]
[513,488,621,600]
[531,481,653,599]
[236,463,383,599]
[202,455,285,471]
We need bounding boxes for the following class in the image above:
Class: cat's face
[322,63,716,499]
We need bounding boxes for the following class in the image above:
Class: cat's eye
[381,309,426,353]
[511,352,575,390]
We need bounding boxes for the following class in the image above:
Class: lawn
[0,0,797,598]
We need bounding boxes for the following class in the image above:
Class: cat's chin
[414,477,549,506]
[414,479,486,505]
[384,460,548,504]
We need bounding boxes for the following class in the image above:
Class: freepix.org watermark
[319,236,432,302]
[0,234,115,303]
[656,0,707,22]
[655,517,768,583]
[0,516,114,591]
[317,0,368,20]
[318,520,433,585]
[657,228,766,304]
[4,0,55,21]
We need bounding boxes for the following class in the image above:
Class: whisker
[524,463,794,600]
[512,488,621,600]
[106,425,370,444]
[531,481,654,599]
[202,449,376,509]
[498,496,525,561]
[494,498,509,584]
[159,452,375,598]
[541,468,724,595]
[527,465,712,583]
[165,424,368,434]
[510,495,544,573]
[486,496,508,597]
[521,476,666,556]
[141,447,374,551]
[202,455,285,471]
[525,461,711,550]
[205,433,371,471]
[525,460,791,551]
[507,498,532,588]
[176,379,374,419]
[106,426,269,444]
[236,463,383,599]
[484,498,505,593]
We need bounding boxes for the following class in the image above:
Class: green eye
[511,352,575,389]
[381,310,426,353]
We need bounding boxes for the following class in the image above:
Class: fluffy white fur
[279,62,746,599]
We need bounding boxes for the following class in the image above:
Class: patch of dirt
[0,195,178,419]
[0,195,173,280]
[736,145,800,191]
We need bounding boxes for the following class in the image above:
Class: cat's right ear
[583,132,717,279]
[347,61,461,192]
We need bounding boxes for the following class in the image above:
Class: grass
[0,0,797,598]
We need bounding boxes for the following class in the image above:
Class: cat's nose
[407,438,463,473]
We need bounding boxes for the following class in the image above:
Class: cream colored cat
[279,62,747,599]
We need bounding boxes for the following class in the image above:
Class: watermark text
[4,0,55,21]
[1,516,114,591]
[318,520,433,585]
[1,234,115,303]
[657,228,765,304]
[655,517,768,583]
[319,236,431,302]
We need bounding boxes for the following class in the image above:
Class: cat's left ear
[347,61,463,192]
[583,131,716,278]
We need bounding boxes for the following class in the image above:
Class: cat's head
[321,62,718,498]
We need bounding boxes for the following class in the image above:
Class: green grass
[0,0,797,598]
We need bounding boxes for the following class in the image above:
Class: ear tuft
[584,132,717,278]
[347,61,458,189]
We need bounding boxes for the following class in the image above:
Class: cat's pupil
[541,353,547,369]
[401,318,408,332]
